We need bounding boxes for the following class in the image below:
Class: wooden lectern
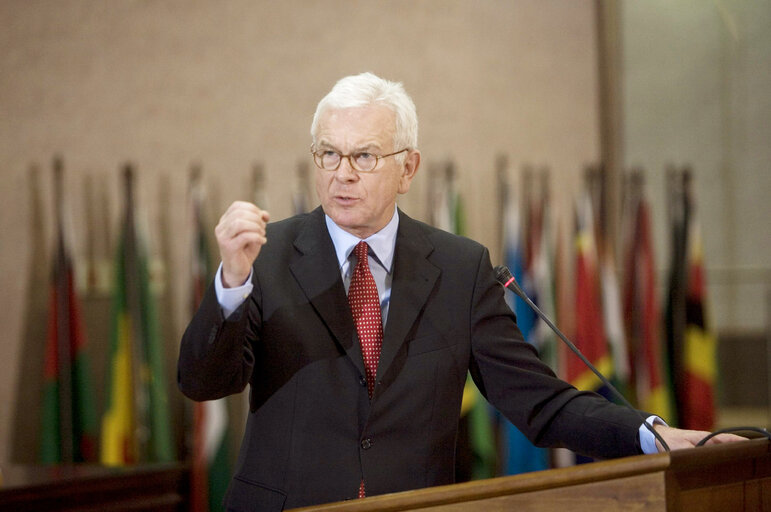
[290,438,770,512]
[0,440,767,510]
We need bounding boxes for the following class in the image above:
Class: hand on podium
[653,424,747,452]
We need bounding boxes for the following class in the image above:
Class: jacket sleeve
[467,247,644,459]
[177,279,256,402]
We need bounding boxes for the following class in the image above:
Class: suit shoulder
[399,215,488,271]
[406,215,486,252]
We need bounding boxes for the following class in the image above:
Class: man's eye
[323,150,338,157]
[356,152,374,160]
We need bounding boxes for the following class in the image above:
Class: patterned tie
[348,241,383,399]
[348,242,383,500]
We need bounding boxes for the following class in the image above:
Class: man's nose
[335,157,358,181]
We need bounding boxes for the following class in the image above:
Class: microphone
[493,265,670,453]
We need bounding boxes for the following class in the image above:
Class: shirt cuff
[639,415,667,454]
[214,263,254,319]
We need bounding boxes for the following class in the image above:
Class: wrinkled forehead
[315,105,397,150]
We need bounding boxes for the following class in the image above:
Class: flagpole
[122,164,150,461]
[53,156,74,463]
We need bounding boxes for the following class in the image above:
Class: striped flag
[499,175,548,475]
[568,192,612,392]
[429,161,461,234]
[430,161,496,481]
[680,172,716,430]
[550,208,577,469]
[100,165,174,465]
[552,214,574,382]
[40,158,98,463]
[601,255,630,397]
[622,178,672,420]
[190,169,233,512]
[528,175,557,372]
[451,183,495,481]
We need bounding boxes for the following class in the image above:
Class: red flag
[622,184,672,420]
[40,158,98,463]
[568,193,611,391]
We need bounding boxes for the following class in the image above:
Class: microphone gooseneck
[493,265,671,453]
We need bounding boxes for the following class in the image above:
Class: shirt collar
[325,206,399,273]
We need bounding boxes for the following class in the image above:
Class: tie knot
[354,241,369,268]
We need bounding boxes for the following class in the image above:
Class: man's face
[314,105,419,239]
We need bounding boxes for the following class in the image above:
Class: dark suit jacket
[178,207,644,511]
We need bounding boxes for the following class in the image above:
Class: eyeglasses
[310,146,409,172]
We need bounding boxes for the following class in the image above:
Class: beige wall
[621,0,771,332]
[0,1,601,464]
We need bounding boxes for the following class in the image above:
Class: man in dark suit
[178,72,740,511]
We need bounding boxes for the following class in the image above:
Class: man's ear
[398,149,420,194]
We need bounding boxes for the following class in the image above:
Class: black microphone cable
[493,265,671,453]
[695,427,771,447]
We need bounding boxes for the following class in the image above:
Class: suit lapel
[288,208,440,386]
[288,208,364,376]
[377,211,439,385]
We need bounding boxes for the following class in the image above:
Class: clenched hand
[215,201,270,288]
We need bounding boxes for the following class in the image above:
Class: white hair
[310,72,419,156]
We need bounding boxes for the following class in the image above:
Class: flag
[502,181,536,353]
[499,175,548,475]
[550,210,577,469]
[528,177,557,372]
[552,214,573,382]
[680,172,716,430]
[190,169,233,512]
[100,165,174,465]
[598,170,629,397]
[429,161,496,481]
[458,374,497,481]
[429,161,460,234]
[601,256,630,396]
[452,171,495,481]
[622,179,672,420]
[568,192,612,392]
[40,159,98,463]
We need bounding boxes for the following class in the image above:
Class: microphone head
[494,265,514,285]
[494,265,527,299]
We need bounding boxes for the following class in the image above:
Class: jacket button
[358,376,367,387]
[361,438,372,450]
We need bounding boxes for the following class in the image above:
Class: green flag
[101,165,174,465]
[40,158,98,464]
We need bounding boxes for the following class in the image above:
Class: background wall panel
[0,0,601,464]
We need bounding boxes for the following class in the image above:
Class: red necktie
[348,242,383,500]
[348,241,383,399]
